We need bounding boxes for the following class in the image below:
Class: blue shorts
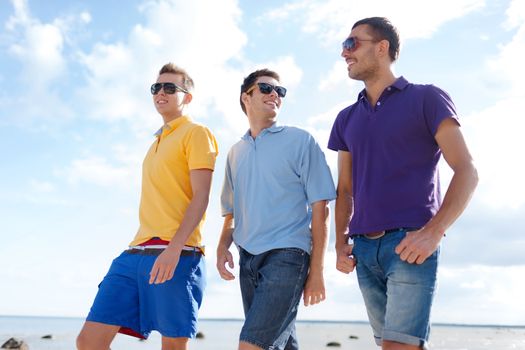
[86,249,205,339]
[352,229,439,349]
[238,247,310,350]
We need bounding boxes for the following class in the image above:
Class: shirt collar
[241,123,285,140]
[391,76,409,90]
[357,76,409,101]
[154,115,191,137]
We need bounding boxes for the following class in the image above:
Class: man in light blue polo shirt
[216,68,336,350]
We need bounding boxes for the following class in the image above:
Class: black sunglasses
[342,37,378,52]
[150,82,189,95]
[246,82,287,98]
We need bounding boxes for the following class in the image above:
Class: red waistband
[138,237,170,246]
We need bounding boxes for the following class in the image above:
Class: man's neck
[162,113,183,125]
[248,118,275,139]
[363,70,397,106]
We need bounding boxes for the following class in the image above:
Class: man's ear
[241,92,250,106]
[183,92,193,104]
[377,39,390,59]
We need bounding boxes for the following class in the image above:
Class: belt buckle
[365,230,386,240]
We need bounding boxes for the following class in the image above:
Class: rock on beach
[326,341,341,347]
[195,331,205,339]
[1,337,29,350]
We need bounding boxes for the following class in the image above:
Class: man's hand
[395,228,443,264]
[216,246,235,281]
[149,247,181,284]
[303,271,326,306]
[336,243,356,274]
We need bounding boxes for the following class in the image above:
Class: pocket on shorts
[351,236,362,260]
[174,254,195,274]
[274,248,309,268]
[278,247,308,255]
[267,248,309,276]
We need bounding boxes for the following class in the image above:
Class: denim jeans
[238,247,310,350]
[352,229,439,349]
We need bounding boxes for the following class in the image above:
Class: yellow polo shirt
[129,115,218,247]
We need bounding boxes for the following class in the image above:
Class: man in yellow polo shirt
[77,63,218,350]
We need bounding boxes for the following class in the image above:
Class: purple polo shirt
[328,77,458,235]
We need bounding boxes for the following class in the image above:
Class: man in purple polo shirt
[328,17,478,350]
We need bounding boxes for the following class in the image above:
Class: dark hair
[239,68,280,115]
[158,63,194,91]
[352,17,400,62]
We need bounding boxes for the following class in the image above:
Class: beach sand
[2,318,525,349]
[91,321,525,349]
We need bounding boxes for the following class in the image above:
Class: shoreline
[2,317,525,350]
[1,315,524,329]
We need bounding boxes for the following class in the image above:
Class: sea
[1,316,524,349]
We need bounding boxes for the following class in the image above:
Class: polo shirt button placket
[375,101,381,112]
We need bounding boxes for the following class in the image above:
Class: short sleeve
[300,134,337,204]
[220,154,234,216]
[186,126,218,170]
[423,85,460,136]
[328,109,349,152]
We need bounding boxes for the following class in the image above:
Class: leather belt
[364,227,417,240]
[126,245,202,256]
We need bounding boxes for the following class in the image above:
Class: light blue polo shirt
[221,124,336,255]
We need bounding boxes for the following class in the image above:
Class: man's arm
[216,214,236,281]
[149,168,213,284]
[395,118,479,264]
[335,150,356,274]
[303,200,329,306]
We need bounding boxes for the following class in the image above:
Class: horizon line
[1,314,523,329]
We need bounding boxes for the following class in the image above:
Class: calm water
[1,316,524,349]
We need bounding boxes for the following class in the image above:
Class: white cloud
[5,0,30,30]
[77,42,146,124]
[8,23,63,68]
[319,61,348,92]
[434,265,525,325]
[258,2,307,22]
[262,0,485,46]
[464,11,525,209]
[63,156,135,187]
[29,179,55,193]
[57,140,145,190]
[288,0,487,110]
[6,1,65,85]
[316,60,365,97]
[2,0,91,124]
[504,0,525,29]
[489,23,525,90]
[463,97,525,209]
[265,55,304,88]
[80,11,92,24]
[6,0,91,85]
[77,0,248,134]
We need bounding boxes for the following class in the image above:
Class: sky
[1,0,524,327]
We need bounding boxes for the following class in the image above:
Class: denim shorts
[238,247,310,350]
[86,249,205,339]
[352,229,439,349]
